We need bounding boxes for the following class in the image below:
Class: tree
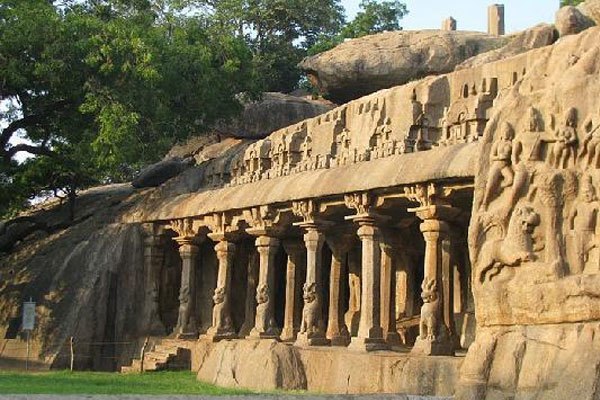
[560,0,584,6]
[0,0,260,218]
[198,0,346,92]
[308,0,408,56]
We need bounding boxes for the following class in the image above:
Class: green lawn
[0,370,254,395]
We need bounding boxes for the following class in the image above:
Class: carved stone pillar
[410,205,458,356]
[205,237,236,341]
[281,241,305,342]
[174,237,201,339]
[295,226,329,346]
[326,237,351,346]
[249,235,281,339]
[344,246,361,336]
[141,226,167,336]
[380,241,401,346]
[347,216,387,351]
[239,250,259,337]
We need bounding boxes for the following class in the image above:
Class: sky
[341,0,560,34]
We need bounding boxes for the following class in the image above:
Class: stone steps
[120,339,192,373]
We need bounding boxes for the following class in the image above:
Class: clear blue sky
[341,0,560,33]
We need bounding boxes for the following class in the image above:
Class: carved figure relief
[477,205,539,282]
[480,122,516,210]
[254,283,277,334]
[212,287,233,333]
[418,278,440,341]
[548,108,578,169]
[568,175,599,274]
[299,282,322,336]
[579,117,600,168]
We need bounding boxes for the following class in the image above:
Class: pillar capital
[255,235,280,250]
[213,239,236,256]
[408,204,461,223]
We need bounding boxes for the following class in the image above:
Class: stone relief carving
[254,283,278,335]
[548,108,578,169]
[211,287,233,333]
[299,282,322,336]
[477,205,540,282]
[567,175,599,274]
[480,122,516,210]
[418,277,440,341]
[292,200,316,223]
[344,192,372,215]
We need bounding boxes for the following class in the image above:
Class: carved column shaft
[326,240,350,346]
[142,233,167,335]
[348,219,387,351]
[380,242,401,345]
[175,239,200,338]
[281,241,305,342]
[239,250,259,337]
[295,227,328,346]
[206,239,236,341]
[412,217,455,355]
[249,235,280,338]
[345,247,361,336]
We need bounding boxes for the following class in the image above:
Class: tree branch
[3,143,55,163]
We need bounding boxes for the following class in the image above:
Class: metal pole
[69,337,74,372]
[25,330,30,371]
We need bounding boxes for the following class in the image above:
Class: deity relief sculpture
[549,108,578,169]
[480,122,517,210]
[580,119,600,168]
[568,175,599,274]
[299,282,322,337]
[478,205,540,282]
[418,278,440,342]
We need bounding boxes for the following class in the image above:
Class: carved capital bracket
[244,205,284,237]
[140,222,167,247]
[168,218,205,246]
[292,199,334,232]
[206,212,244,242]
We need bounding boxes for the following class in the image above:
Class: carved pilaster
[281,241,305,342]
[248,235,281,339]
[170,218,204,339]
[140,223,167,336]
[326,236,353,346]
[204,238,237,341]
[407,195,460,356]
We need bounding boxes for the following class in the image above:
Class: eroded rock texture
[299,30,504,104]
[459,27,600,400]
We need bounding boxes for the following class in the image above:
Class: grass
[0,370,255,395]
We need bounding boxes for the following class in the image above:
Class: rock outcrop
[555,6,594,37]
[579,0,600,25]
[455,24,557,70]
[458,27,600,399]
[299,30,505,104]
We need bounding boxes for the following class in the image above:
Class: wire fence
[0,337,150,372]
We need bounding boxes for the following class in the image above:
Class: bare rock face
[216,92,334,139]
[132,158,194,188]
[456,24,557,70]
[579,0,600,25]
[299,30,505,104]
[458,27,600,400]
[555,6,595,37]
[196,339,307,390]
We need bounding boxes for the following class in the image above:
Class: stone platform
[192,339,462,396]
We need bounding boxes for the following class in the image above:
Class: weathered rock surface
[215,92,334,139]
[299,30,505,104]
[456,24,557,70]
[579,0,600,25]
[460,27,600,399]
[132,158,194,188]
[194,339,461,395]
[555,6,594,37]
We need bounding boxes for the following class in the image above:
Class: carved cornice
[206,212,243,241]
[168,218,204,246]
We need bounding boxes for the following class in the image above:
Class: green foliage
[561,0,585,6]
[308,0,408,56]
[0,0,260,218]
[200,0,346,92]
[0,370,253,394]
